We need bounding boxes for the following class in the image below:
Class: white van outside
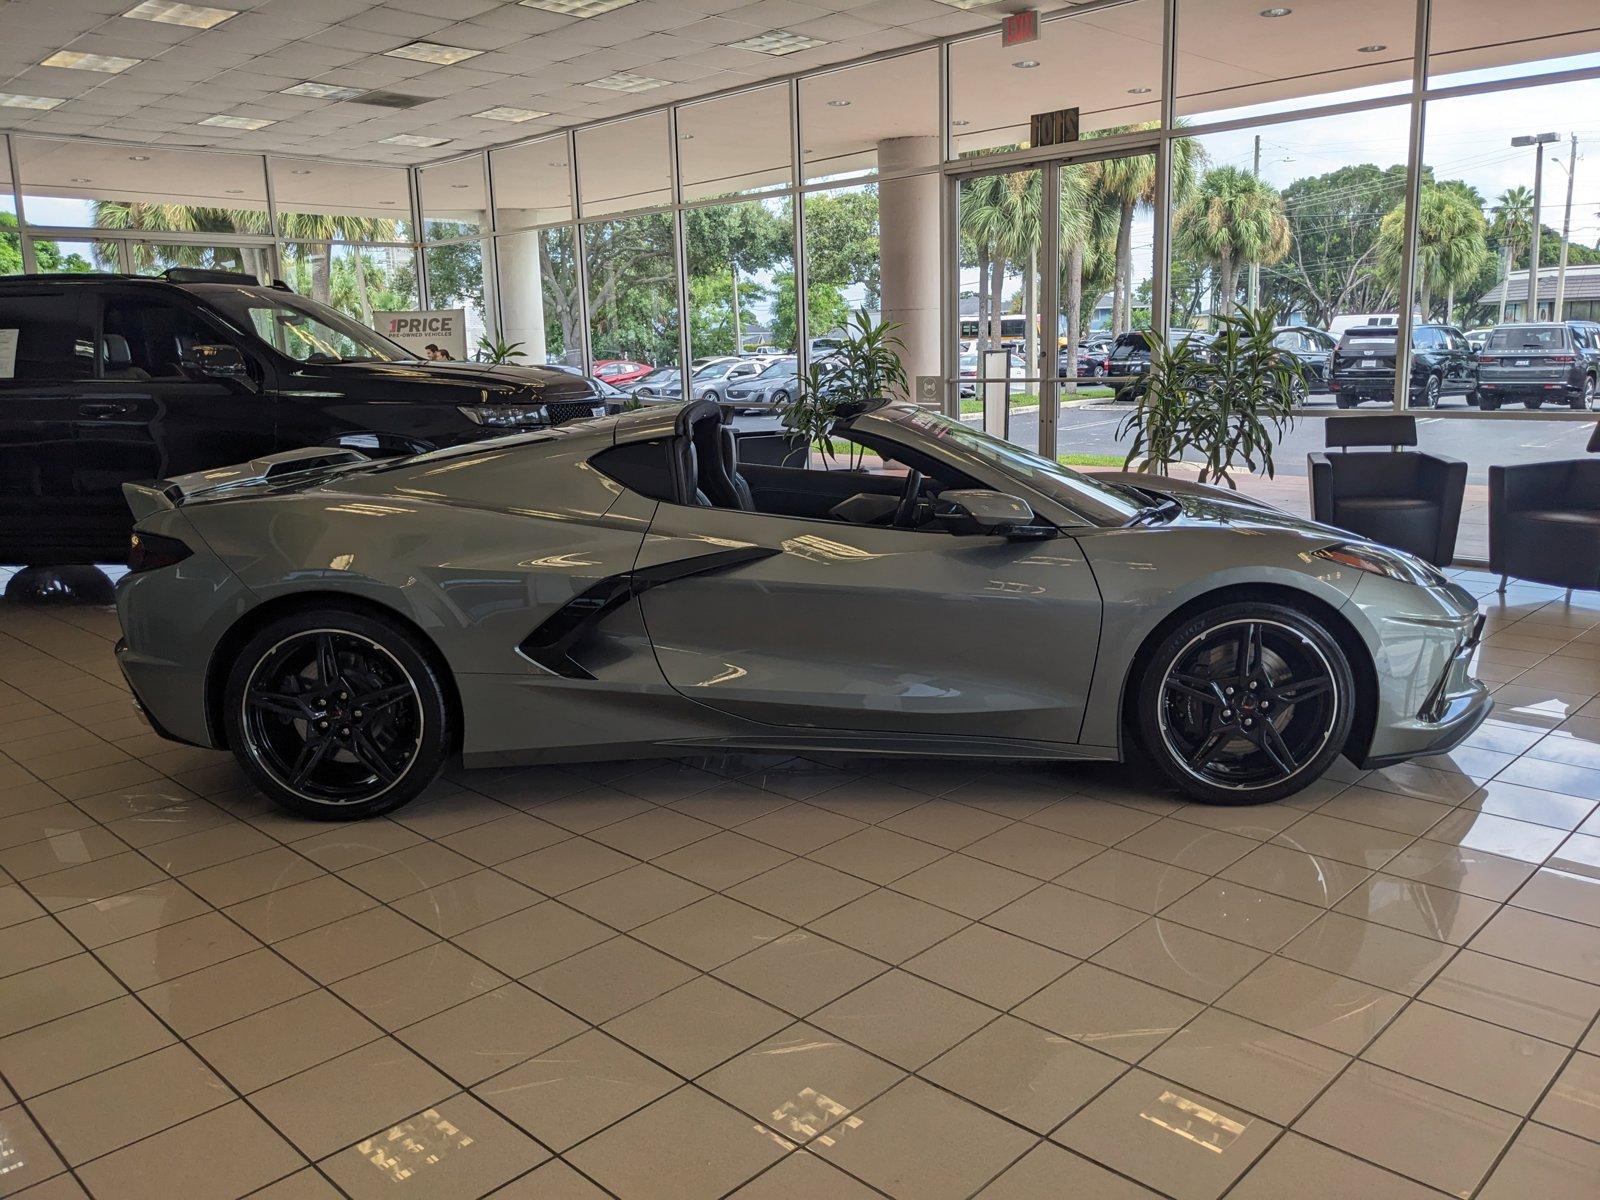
[1327,312,1422,338]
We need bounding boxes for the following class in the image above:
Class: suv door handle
[78,402,132,418]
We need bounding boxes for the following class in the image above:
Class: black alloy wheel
[225,609,452,819]
[1139,603,1354,805]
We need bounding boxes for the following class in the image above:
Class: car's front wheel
[1137,602,1355,805]
[224,607,452,819]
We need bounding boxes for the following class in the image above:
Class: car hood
[1098,471,1346,540]
[301,360,602,403]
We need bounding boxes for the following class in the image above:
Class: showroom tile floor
[1,567,1599,1199]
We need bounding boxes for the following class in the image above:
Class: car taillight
[128,531,192,573]
[1478,355,1496,363]
[1552,355,1575,364]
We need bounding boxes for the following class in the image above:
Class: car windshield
[1340,329,1397,348]
[693,361,736,379]
[883,408,1143,525]
[1486,326,1568,351]
[639,368,680,385]
[193,286,413,364]
[755,360,796,379]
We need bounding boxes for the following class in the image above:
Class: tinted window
[0,291,95,383]
[1485,326,1567,352]
[1340,329,1397,349]
[101,295,233,380]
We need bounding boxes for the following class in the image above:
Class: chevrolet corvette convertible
[115,400,1490,819]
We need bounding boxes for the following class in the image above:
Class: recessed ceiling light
[385,42,483,66]
[1127,86,1151,94]
[290,168,312,174]
[585,72,668,93]
[224,188,243,194]
[726,31,826,56]
[0,92,66,110]
[474,106,549,122]
[123,1,236,29]
[199,114,274,130]
[41,50,140,73]
[935,0,1003,9]
[1259,6,1292,16]
[1357,44,1387,53]
[450,183,470,189]
[128,154,150,161]
[1013,59,1040,69]
[518,0,636,15]
[380,133,451,147]
[282,81,366,101]
[381,200,397,205]
[951,119,970,126]
[826,99,851,108]
[70,177,92,183]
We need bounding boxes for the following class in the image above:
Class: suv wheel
[1526,393,1545,410]
[1579,376,1597,411]
[1414,374,1441,409]
[1334,394,1357,409]
[224,608,452,820]
[1138,603,1355,805]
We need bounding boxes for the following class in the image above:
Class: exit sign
[1001,9,1038,46]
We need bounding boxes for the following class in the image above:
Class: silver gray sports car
[115,400,1490,819]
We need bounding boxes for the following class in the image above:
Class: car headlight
[1312,542,1447,588]
[457,404,548,427]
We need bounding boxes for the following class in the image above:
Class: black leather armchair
[1308,415,1467,566]
[1489,423,1600,591]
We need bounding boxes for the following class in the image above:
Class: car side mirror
[182,343,255,388]
[936,490,1055,539]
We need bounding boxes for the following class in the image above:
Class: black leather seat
[1308,415,1466,566]
[1490,423,1600,590]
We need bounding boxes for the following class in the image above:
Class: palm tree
[1176,166,1291,317]
[1090,127,1201,333]
[961,168,1040,353]
[1375,184,1490,321]
[1490,185,1534,323]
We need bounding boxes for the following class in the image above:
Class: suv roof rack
[161,268,263,284]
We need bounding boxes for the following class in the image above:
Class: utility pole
[1247,133,1261,313]
[1513,132,1558,320]
[1555,134,1579,321]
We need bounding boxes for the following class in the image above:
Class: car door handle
[79,402,138,418]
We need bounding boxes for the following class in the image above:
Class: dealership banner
[377,309,469,361]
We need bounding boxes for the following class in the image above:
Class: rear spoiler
[122,446,368,522]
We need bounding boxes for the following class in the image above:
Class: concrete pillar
[876,135,941,387]
[498,228,547,364]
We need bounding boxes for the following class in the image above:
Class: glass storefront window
[419,157,488,240]
[584,212,679,377]
[495,226,581,368]
[279,243,419,326]
[424,240,489,355]
[678,84,792,202]
[490,135,573,230]
[802,184,880,344]
[1,137,19,275]
[800,49,940,185]
[14,139,269,233]
[268,158,413,241]
[28,238,116,273]
[950,4,1162,158]
[685,199,794,360]
[130,243,273,282]
[577,113,672,218]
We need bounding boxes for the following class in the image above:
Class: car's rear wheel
[1334,393,1356,409]
[1526,393,1545,410]
[224,608,452,820]
[1576,376,1595,410]
[1478,393,1501,411]
[1137,602,1355,805]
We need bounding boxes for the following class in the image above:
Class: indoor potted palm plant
[778,310,909,469]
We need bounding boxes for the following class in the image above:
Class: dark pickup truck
[1327,323,1477,409]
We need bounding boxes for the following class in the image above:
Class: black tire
[1574,377,1594,411]
[223,606,452,820]
[1478,394,1501,412]
[1136,602,1356,806]
[1411,374,1440,409]
[1526,393,1544,410]
[1334,394,1357,409]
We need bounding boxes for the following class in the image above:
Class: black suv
[0,271,610,565]
[1109,329,1212,401]
[1327,323,1477,409]
[1475,322,1600,410]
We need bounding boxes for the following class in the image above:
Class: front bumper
[1355,602,1492,768]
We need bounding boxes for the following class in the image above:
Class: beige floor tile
[584,806,719,859]
[320,1094,548,1200]
[1092,919,1267,1003]
[807,778,932,823]
[878,799,1011,850]
[388,870,541,938]
[666,780,792,829]
[1425,808,1567,863]
[0,1103,68,1193]
[474,1029,677,1151]
[1,954,125,1038]
[1219,841,1372,907]
[1478,1123,1600,1200]
[963,822,1101,879]
[807,826,947,885]
[651,830,792,890]
[1026,797,1161,844]
[1533,1052,1600,1142]
[1316,784,1455,836]
[293,821,424,871]
[1463,780,1598,830]
[986,884,1146,958]
[251,1039,454,1160]
[1421,949,1600,1046]
[633,894,791,971]
[809,888,969,963]
[496,835,635,896]
[145,821,277,876]
[603,975,791,1076]
[95,910,262,990]
[137,947,317,1037]
[1295,1061,1519,1196]
[1334,874,1499,945]
[28,1043,231,1165]
[1497,755,1600,802]
[1114,819,1257,875]
[525,935,697,1023]
[977,1142,1163,1197]
[193,989,384,1094]
[491,1159,609,1198]
[902,923,1075,1009]
[1016,962,1203,1063]
[396,983,585,1086]
[1056,849,1208,915]
[890,852,1039,918]
[1052,1069,1281,1200]
[527,786,655,833]
[1161,878,1322,951]
[437,812,567,866]
[225,874,377,942]
[729,1150,883,1198]
[1141,1008,1348,1124]
[811,970,996,1070]
[181,846,325,908]
[1364,1001,1568,1115]
[57,879,211,949]
[1281,911,1455,995]
[0,995,173,1099]
[453,899,611,978]
[714,929,885,1015]
[1471,905,1600,985]
[0,915,79,978]
[1227,1132,1448,1200]
[0,881,46,929]
[726,857,875,924]
[561,863,710,930]
[1514,865,1600,926]
[1383,837,1536,901]
[276,906,439,984]
[1271,812,1415,870]
[816,1077,1036,1200]
[337,841,478,902]
[332,942,507,1031]
[1217,956,1407,1054]
[75,1101,302,1200]
[699,1022,902,1135]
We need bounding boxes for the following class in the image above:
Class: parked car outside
[959,351,1029,397]
[1108,330,1213,401]
[1464,327,1495,353]
[623,366,685,400]
[1327,324,1477,409]
[1475,322,1600,410]
[0,271,610,566]
[724,358,804,409]
[593,358,653,386]
[1271,326,1337,399]
[1058,345,1111,379]
[692,357,771,406]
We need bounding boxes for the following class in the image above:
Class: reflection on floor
[0,568,1598,1199]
